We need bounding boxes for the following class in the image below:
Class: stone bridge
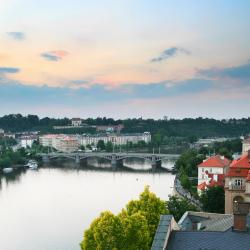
[39,152,179,170]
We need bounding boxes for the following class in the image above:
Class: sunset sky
[0,0,250,118]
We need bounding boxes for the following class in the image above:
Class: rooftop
[166,230,250,250]
[198,155,230,168]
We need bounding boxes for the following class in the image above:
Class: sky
[0,0,250,119]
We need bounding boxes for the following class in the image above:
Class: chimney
[248,150,250,158]
[233,202,250,232]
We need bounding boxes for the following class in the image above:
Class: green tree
[125,186,167,245]
[106,141,113,152]
[97,140,106,151]
[167,195,198,221]
[81,186,167,250]
[119,211,150,250]
[200,186,225,213]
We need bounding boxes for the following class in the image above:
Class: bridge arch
[79,155,112,162]
[49,155,76,161]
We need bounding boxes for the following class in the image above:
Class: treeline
[1,114,250,138]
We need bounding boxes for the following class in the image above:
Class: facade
[39,134,79,152]
[39,132,151,152]
[4,132,16,139]
[224,150,250,214]
[20,135,37,148]
[197,155,230,193]
[96,124,124,133]
[79,132,151,146]
[71,118,82,127]
[242,137,250,154]
[56,136,79,153]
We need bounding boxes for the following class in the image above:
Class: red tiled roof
[197,182,207,190]
[246,170,250,182]
[198,155,230,168]
[226,168,249,177]
[197,180,223,190]
[230,152,250,169]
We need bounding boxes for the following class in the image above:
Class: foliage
[80,186,167,250]
[1,114,250,140]
[174,150,205,177]
[97,140,106,151]
[180,173,191,190]
[167,195,198,221]
[200,186,225,213]
[0,148,27,169]
[125,186,168,243]
[105,141,113,152]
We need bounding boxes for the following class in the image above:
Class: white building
[0,128,4,135]
[71,118,82,127]
[242,138,250,154]
[20,136,37,148]
[79,132,151,146]
[197,155,230,194]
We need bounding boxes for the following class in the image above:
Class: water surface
[0,160,175,250]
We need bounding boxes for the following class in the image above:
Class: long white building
[79,132,151,146]
[39,132,151,152]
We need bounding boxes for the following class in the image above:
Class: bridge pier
[111,154,117,168]
[42,155,50,164]
[75,154,80,165]
[151,155,161,171]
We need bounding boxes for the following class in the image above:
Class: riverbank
[173,175,202,210]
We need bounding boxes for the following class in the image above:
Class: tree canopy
[80,186,167,250]
[200,186,225,213]
[167,195,198,221]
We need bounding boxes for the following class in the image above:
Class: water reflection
[0,160,175,250]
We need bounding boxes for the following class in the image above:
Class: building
[151,205,250,250]
[197,155,230,193]
[56,136,79,153]
[96,124,124,133]
[4,132,16,139]
[39,134,63,148]
[71,118,82,127]
[193,138,232,149]
[242,137,250,154]
[224,150,250,213]
[79,132,151,147]
[39,134,79,152]
[20,135,37,148]
[0,128,4,136]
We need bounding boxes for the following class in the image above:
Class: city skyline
[0,0,250,118]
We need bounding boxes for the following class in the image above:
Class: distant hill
[0,114,250,139]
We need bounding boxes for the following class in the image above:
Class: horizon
[1,0,250,118]
[0,113,250,121]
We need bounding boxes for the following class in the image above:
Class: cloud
[198,61,250,81]
[6,32,25,41]
[0,67,20,74]
[151,47,190,63]
[68,80,91,88]
[1,71,249,118]
[41,50,69,61]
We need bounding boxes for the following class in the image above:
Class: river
[0,159,175,250]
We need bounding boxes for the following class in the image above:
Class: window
[210,168,212,173]
[234,179,243,186]
[202,168,204,173]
